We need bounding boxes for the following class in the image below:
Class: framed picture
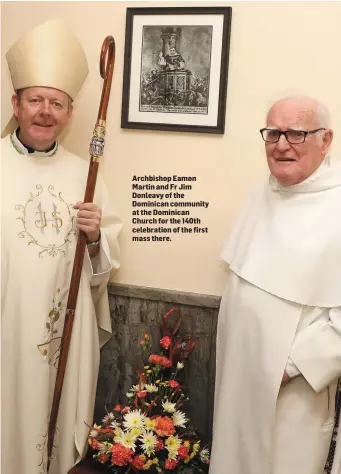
[121,7,232,134]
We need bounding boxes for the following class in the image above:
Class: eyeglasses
[260,128,326,144]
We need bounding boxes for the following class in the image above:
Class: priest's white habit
[1,132,122,474]
[209,158,341,474]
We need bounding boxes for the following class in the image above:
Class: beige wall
[2,1,341,296]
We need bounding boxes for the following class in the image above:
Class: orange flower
[165,459,178,470]
[155,416,175,437]
[114,404,121,412]
[132,455,145,469]
[149,354,172,368]
[160,336,172,349]
[110,444,133,466]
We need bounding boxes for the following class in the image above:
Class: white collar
[10,129,58,157]
[221,158,341,307]
[269,157,341,193]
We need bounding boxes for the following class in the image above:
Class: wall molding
[108,282,221,309]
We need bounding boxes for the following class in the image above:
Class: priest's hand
[74,201,102,243]
[281,371,291,387]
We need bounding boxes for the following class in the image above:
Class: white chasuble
[1,133,122,474]
[210,159,341,474]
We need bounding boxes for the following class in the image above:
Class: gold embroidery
[35,201,63,231]
[16,185,77,257]
[37,426,58,473]
[37,289,63,368]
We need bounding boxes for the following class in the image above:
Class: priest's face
[264,97,333,186]
[12,87,73,151]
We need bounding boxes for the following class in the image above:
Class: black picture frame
[121,7,232,134]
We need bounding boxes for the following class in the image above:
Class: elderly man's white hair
[266,95,331,128]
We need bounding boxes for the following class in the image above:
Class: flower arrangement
[88,307,210,473]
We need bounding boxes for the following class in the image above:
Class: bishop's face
[12,86,73,151]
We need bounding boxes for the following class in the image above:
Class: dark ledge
[108,282,221,309]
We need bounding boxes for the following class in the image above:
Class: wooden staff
[47,35,116,472]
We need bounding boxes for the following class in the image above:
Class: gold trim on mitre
[2,18,89,137]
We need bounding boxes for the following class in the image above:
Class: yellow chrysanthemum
[144,417,156,431]
[140,431,158,456]
[172,410,187,428]
[200,447,210,462]
[131,427,143,437]
[123,409,146,429]
[119,430,138,451]
[162,400,176,414]
[165,435,181,460]
[193,442,200,454]
[114,427,124,444]
[168,449,179,460]
[145,384,158,393]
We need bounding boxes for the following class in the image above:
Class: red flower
[149,354,172,368]
[169,379,180,389]
[165,459,178,470]
[121,406,130,414]
[97,453,109,463]
[178,446,190,459]
[114,405,121,412]
[155,416,176,437]
[161,357,172,367]
[149,354,161,365]
[132,455,145,469]
[156,439,164,451]
[137,391,147,398]
[110,444,133,466]
[90,438,101,451]
[160,336,172,349]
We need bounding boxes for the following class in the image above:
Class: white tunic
[210,159,341,474]
[1,133,122,474]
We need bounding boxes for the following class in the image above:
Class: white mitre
[2,18,89,137]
